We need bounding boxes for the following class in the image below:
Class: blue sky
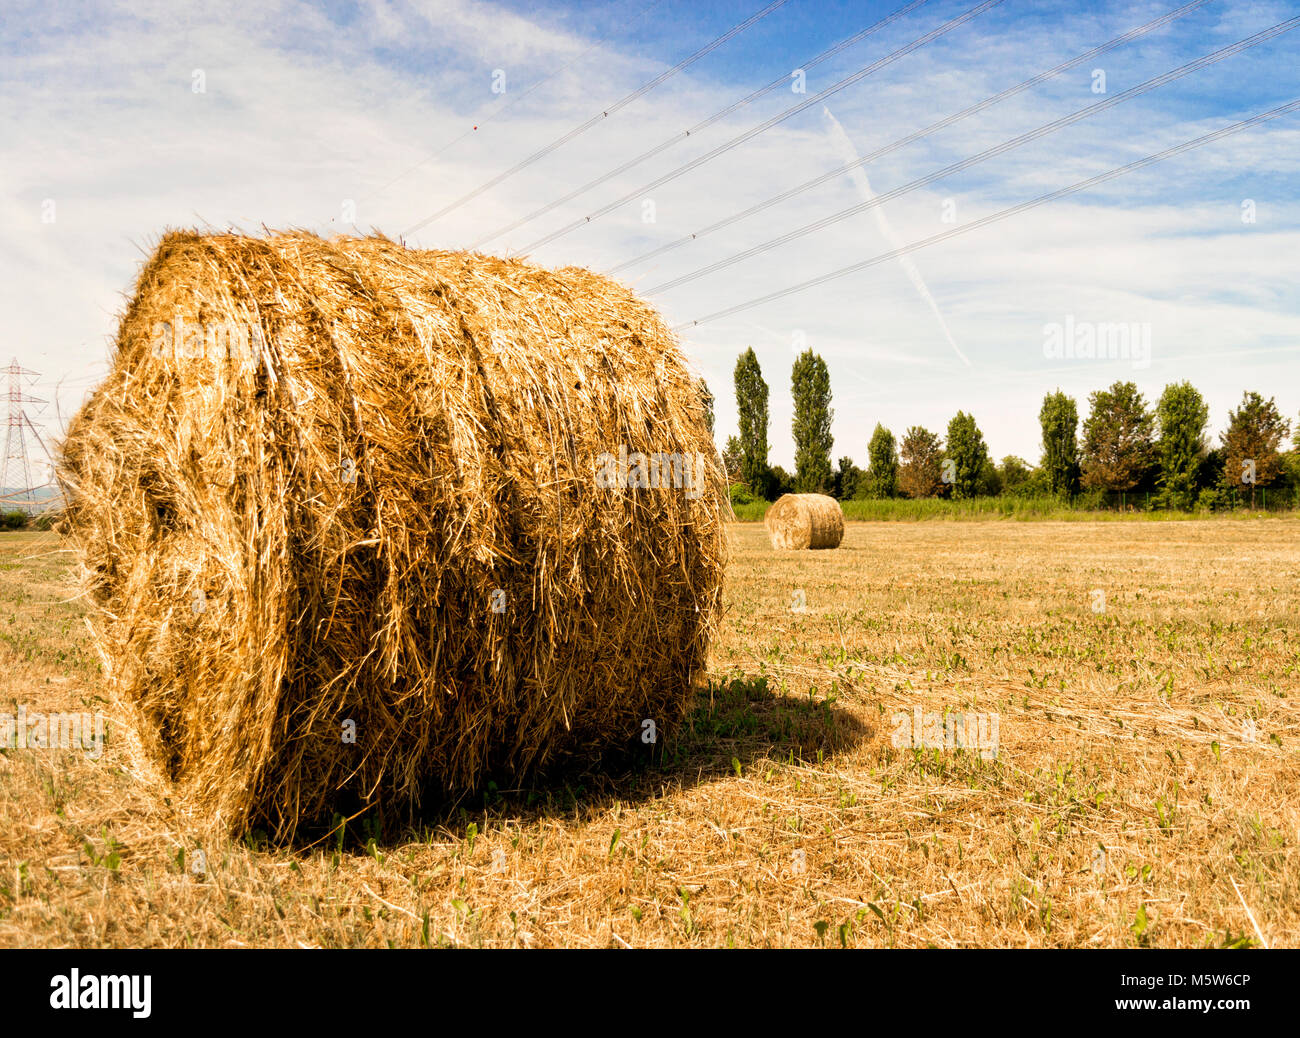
[3,0,1298,476]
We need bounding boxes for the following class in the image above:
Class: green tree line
[717,350,1300,511]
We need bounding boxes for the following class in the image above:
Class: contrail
[821,106,971,367]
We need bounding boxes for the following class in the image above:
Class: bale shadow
[295,674,870,851]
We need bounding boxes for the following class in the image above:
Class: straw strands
[58,230,727,840]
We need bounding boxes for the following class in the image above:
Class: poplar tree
[866,423,898,498]
[945,411,991,500]
[791,349,833,493]
[1039,390,1079,496]
[1155,381,1209,508]
[732,348,769,494]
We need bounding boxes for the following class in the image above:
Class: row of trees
[0,510,52,530]
[718,348,1300,508]
[727,347,837,500]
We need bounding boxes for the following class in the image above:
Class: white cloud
[2,0,1296,470]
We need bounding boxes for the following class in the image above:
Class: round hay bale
[765,493,844,550]
[58,230,727,839]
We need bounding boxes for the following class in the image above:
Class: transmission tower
[0,358,53,514]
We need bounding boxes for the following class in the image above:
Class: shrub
[765,465,795,500]
[1072,488,1108,511]
[1195,488,1226,512]
[729,483,756,507]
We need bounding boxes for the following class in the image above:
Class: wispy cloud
[820,103,971,367]
[2,0,1296,467]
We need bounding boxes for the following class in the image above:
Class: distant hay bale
[58,230,727,840]
[765,493,844,550]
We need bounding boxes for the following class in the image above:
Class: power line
[610,0,1212,276]
[672,98,1300,331]
[400,0,793,237]
[646,15,1298,296]
[513,0,1005,255]
[352,0,670,213]
[470,0,934,249]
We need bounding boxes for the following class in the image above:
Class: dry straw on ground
[57,229,727,842]
[765,493,844,550]
[5,518,1297,948]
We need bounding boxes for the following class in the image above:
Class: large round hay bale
[765,493,844,550]
[58,230,726,839]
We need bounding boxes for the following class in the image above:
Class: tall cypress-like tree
[1039,390,1079,496]
[1155,381,1209,508]
[791,349,833,493]
[732,349,769,494]
[1081,381,1156,493]
[945,411,991,500]
[866,423,898,498]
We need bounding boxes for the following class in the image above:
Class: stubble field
[1,518,1297,948]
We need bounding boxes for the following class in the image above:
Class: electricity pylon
[0,359,53,513]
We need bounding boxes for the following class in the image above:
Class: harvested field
[1,517,1297,948]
